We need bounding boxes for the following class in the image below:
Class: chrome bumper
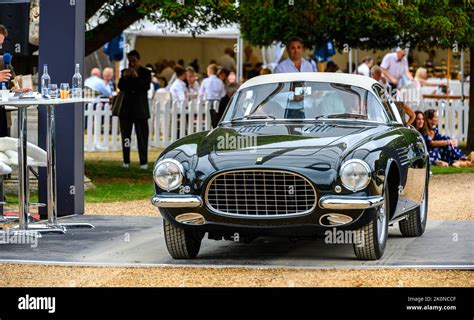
[151,195,203,208]
[319,195,384,210]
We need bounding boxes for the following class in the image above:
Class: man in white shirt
[169,66,187,102]
[357,56,374,77]
[199,64,225,101]
[274,37,316,73]
[380,48,413,91]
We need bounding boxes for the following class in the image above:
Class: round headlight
[153,159,184,191]
[339,159,371,192]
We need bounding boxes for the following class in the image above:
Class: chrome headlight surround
[339,159,371,192]
[153,159,184,191]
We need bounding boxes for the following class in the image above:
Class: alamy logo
[324,227,365,247]
[0,230,39,248]
[216,133,257,152]
[18,294,56,314]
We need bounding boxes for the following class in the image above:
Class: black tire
[163,219,203,259]
[399,182,428,237]
[353,183,389,260]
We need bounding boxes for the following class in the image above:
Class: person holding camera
[117,50,151,169]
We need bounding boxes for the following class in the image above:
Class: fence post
[187,100,195,135]
[197,101,204,133]
[171,101,178,143]
[162,100,170,147]
[111,116,120,151]
[204,101,212,130]
[462,100,468,142]
[152,99,161,147]
[179,102,187,139]
[84,102,94,151]
[102,102,111,150]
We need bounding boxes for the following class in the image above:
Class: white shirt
[357,63,370,77]
[199,75,225,101]
[169,78,187,102]
[380,52,409,81]
[273,58,316,73]
[84,75,113,97]
[187,81,200,99]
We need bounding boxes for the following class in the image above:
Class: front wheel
[353,185,389,260]
[399,182,428,237]
[163,219,203,259]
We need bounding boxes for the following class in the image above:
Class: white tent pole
[348,48,353,73]
[237,34,244,81]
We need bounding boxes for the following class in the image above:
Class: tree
[239,0,473,149]
[85,0,237,56]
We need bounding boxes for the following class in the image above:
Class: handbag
[111,91,125,117]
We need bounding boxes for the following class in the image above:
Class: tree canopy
[85,0,237,55]
[239,0,473,51]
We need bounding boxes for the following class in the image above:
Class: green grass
[5,182,154,204]
[431,166,474,175]
[84,160,154,181]
[5,160,155,204]
[84,160,155,202]
[85,182,154,203]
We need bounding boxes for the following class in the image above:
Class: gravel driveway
[1,174,471,287]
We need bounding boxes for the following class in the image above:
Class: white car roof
[239,72,379,92]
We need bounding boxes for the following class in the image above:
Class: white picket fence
[396,83,470,142]
[412,98,469,143]
[84,98,218,152]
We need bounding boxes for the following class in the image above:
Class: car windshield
[222,81,388,123]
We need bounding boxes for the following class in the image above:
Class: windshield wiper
[231,114,276,122]
[325,113,367,119]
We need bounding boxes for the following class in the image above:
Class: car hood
[158,121,390,191]
[161,122,386,171]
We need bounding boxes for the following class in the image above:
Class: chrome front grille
[205,170,317,218]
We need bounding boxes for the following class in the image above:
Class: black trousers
[119,117,149,165]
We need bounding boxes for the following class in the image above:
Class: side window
[367,93,388,123]
[385,94,404,124]
[373,85,396,122]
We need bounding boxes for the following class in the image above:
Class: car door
[399,126,428,211]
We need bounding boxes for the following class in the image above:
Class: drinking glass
[50,84,58,99]
[60,83,70,99]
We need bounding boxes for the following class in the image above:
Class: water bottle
[1,83,8,102]
[72,63,82,98]
[41,64,51,97]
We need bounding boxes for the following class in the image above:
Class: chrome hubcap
[377,202,387,244]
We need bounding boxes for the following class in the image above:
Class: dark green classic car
[152,73,429,260]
